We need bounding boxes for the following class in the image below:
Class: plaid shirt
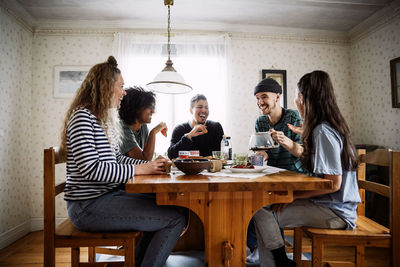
[255,108,305,173]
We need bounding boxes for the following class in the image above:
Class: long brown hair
[298,70,358,172]
[59,56,121,161]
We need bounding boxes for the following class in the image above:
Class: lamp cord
[167,5,171,61]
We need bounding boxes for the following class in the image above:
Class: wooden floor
[0,230,391,266]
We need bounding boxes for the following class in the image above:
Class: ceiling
[2,0,399,35]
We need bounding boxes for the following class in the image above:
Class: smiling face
[255,91,280,115]
[138,103,155,124]
[113,74,125,109]
[190,99,209,124]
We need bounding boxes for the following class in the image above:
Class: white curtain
[112,32,231,155]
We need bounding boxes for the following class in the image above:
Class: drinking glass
[212,151,223,159]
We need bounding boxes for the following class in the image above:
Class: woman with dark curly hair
[118,86,167,161]
[252,70,360,267]
[60,56,186,267]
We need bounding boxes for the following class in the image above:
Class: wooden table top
[126,170,332,193]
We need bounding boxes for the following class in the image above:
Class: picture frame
[262,69,287,108]
[54,66,90,98]
[390,57,400,108]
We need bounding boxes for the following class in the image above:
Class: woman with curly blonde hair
[60,56,187,267]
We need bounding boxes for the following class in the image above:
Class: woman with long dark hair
[253,70,360,267]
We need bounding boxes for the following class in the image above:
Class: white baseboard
[0,217,67,250]
[0,220,30,250]
[30,217,68,231]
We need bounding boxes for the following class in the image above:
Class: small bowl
[173,158,211,175]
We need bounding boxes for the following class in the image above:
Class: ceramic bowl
[173,158,211,175]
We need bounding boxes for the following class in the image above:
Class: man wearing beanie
[253,77,304,172]
[246,77,304,266]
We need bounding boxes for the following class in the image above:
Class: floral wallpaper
[29,33,114,223]
[0,7,32,243]
[0,4,399,249]
[351,16,400,149]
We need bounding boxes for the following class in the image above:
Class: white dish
[228,166,266,173]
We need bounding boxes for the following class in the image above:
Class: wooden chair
[292,148,399,267]
[44,147,141,267]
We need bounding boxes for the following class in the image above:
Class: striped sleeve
[67,109,135,184]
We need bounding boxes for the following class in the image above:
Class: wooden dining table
[126,170,332,267]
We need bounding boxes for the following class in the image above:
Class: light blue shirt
[310,123,361,229]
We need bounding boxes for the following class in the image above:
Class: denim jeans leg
[247,218,258,249]
[253,199,347,267]
[67,190,187,267]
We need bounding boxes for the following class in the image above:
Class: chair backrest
[356,148,400,256]
[43,147,65,251]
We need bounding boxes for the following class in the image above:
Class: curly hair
[119,86,156,125]
[59,56,121,161]
[298,70,358,172]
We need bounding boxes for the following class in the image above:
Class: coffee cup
[208,159,223,172]
[164,160,173,173]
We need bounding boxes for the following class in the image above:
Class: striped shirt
[255,108,305,173]
[64,107,146,201]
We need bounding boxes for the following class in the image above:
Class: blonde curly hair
[59,56,121,161]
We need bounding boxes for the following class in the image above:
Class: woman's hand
[152,122,168,135]
[287,123,303,136]
[134,157,168,175]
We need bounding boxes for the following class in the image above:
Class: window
[113,33,230,155]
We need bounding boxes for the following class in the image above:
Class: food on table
[232,162,255,169]
[161,128,167,137]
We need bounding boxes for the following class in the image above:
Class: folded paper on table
[203,166,285,179]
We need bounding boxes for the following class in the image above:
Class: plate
[227,166,266,173]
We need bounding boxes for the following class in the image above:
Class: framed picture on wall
[54,66,90,98]
[390,57,400,108]
[262,69,287,108]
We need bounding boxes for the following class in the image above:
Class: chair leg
[293,227,303,267]
[43,243,55,267]
[71,247,80,267]
[88,246,96,262]
[124,239,135,267]
[355,245,365,267]
[312,237,323,267]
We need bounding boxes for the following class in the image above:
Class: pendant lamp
[146,0,192,94]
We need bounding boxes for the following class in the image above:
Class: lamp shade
[147,60,192,94]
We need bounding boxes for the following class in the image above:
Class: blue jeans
[67,190,187,267]
[253,199,346,267]
[247,219,284,250]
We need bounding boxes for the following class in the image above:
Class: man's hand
[186,124,208,139]
[256,151,268,161]
[270,129,291,147]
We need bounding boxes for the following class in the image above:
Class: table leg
[157,190,292,267]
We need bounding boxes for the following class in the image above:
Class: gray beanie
[254,78,282,95]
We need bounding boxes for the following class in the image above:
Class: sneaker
[246,247,259,263]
